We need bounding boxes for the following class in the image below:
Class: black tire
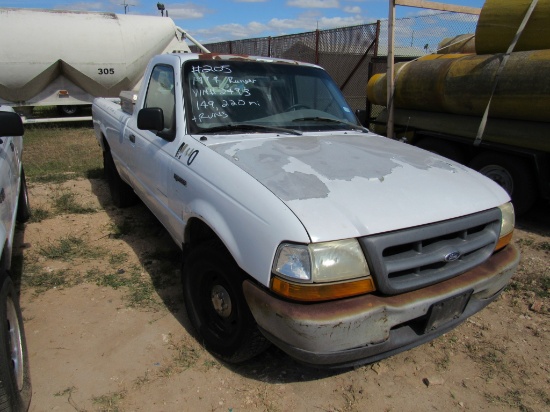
[0,275,31,412]
[103,149,138,208]
[57,105,79,116]
[469,152,537,215]
[415,137,466,164]
[182,241,270,363]
[16,168,30,224]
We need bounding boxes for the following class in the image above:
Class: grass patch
[485,390,533,412]
[507,275,550,299]
[39,235,105,261]
[93,265,161,310]
[23,124,102,183]
[92,390,126,412]
[109,252,129,266]
[109,219,135,238]
[23,269,72,293]
[28,206,51,223]
[52,191,96,214]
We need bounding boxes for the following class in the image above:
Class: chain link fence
[368,11,479,125]
[190,11,479,120]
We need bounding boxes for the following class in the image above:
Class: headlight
[273,239,370,283]
[496,202,515,251]
[271,239,376,302]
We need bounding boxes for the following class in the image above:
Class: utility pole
[387,0,395,139]
[121,1,135,14]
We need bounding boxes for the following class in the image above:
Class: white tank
[0,8,192,108]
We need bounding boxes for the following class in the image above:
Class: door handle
[174,173,187,186]
[129,134,136,143]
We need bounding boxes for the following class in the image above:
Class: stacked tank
[367,0,550,153]
[0,8,191,110]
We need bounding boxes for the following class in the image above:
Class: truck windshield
[183,59,362,134]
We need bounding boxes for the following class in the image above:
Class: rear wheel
[182,241,269,363]
[0,275,31,412]
[469,152,537,215]
[103,148,138,208]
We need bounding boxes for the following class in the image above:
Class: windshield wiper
[199,123,302,136]
[292,117,368,133]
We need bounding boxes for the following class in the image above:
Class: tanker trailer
[0,8,206,122]
[366,0,550,215]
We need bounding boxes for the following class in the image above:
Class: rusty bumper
[243,244,519,368]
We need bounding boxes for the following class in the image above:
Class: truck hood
[208,132,509,242]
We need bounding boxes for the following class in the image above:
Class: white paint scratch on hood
[210,132,509,242]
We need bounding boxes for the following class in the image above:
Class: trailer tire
[0,275,31,412]
[182,241,270,363]
[469,153,537,215]
[58,105,79,116]
[103,149,138,208]
[415,138,466,164]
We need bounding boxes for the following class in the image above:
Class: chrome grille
[359,208,501,295]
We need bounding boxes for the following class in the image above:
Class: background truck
[0,106,32,411]
[0,8,207,123]
[367,0,550,215]
[92,52,519,368]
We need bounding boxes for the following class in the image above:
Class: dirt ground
[14,177,549,412]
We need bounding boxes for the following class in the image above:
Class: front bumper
[243,244,519,368]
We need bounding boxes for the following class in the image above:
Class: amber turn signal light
[495,231,513,251]
[271,276,376,302]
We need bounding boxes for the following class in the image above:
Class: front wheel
[0,275,32,412]
[182,241,269,363]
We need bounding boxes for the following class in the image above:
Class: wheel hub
[480,165,514,195]
[211,285,232,318]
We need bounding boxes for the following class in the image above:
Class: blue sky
[0,1,484,43]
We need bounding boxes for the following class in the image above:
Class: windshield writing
[184,60,359,134]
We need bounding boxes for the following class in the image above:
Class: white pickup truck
[0,106,31,410]
[92,53,519,368]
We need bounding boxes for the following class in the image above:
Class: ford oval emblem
[444,251,461,262]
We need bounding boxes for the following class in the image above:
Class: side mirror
[0,111,24,137]
[137,108,164,132]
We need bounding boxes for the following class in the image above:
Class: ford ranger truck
[92,53,519,368]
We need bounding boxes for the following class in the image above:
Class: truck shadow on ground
[88,177,342,383]
[516,199,550,236]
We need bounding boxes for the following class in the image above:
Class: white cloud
[343,6,361,13]
[165,3,211,19]
[56,2,104,11]
[287,0,340,9]
[193,11,367,43]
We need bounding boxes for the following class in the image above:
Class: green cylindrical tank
[437,34,475,54]
[374,108,550,153]
[366,50,550,123]
[475,0,550,55]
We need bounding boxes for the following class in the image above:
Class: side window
[144,65,176,133]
